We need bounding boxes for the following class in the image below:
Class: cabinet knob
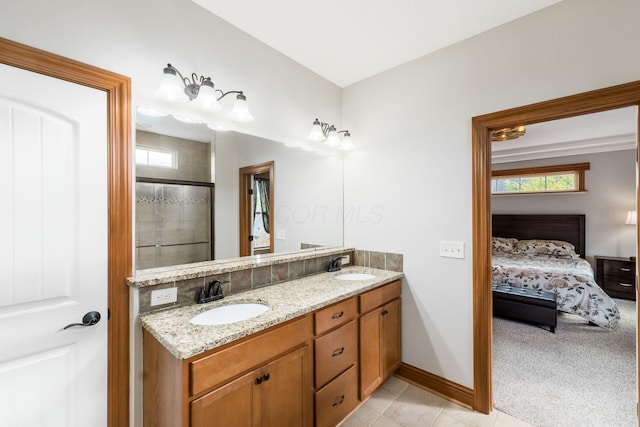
[255,376,263,385]
[381,309,388,316]
[332,395,345,407]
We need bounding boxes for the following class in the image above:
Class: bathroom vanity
[137,264,402,427]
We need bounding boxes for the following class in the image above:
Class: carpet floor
[493,298,636,427]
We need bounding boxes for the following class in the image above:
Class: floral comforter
[492,252,620,329]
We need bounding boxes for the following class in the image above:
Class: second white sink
[190,303,270,326]
[335,273,376,281]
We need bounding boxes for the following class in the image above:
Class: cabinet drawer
[315,365,358,427]
[315,297,357,335]
[315,320,357,388]
[360,280,401,314]
[603,279,636,300]
[602,260,635,279]
[190,315,312,396]
[603,274,636,288]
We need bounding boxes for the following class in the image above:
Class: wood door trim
[239,161,275,256]
[472,80,640,413]
[0,37,132,426]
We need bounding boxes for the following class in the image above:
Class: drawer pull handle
[332,347,345,357]
[619,282,634,287]
[620,268,632,272]
[331,311,344,319]
[332,395,345,407]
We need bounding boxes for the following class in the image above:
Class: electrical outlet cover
[151,288,178,306]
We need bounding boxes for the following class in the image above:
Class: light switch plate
[275,229,286,240]
[151,288,178,306]
[440,241,465,259]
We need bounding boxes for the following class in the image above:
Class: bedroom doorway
[239,161,274,256]
[471,81,640,415]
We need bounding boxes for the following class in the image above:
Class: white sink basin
[190,303,270,326]
[335,273,376,281]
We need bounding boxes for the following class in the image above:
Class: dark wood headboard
[492,214,586,259]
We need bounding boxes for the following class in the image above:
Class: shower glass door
[136,180,213,269]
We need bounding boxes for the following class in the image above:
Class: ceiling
[491,107,637,164]
[192,0,564,88]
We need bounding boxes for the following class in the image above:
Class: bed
[492,214,620,329]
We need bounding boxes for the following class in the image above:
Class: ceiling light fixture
[308,118,354,150]
[491,125,526,142]
[154,63,254,123]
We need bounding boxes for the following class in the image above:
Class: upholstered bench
[492,284,558,333]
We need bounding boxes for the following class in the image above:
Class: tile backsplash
[138,250,353,314]
[135,247,404,315]
[353,249,403,272]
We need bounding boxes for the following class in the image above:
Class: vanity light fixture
[491,125,526,142]
[308,118,354,150]
[154,63,254,122]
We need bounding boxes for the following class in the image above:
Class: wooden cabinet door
[256,345,313,427]
[359,306,383,398]
[190,369,256,427]
[381,298,402,378]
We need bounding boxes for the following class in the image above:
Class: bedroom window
[491,163,589,195]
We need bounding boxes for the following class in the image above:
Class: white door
[0,64,108,426]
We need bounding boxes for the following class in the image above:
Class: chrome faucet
[328,256,345,272]
[191,280,227,304]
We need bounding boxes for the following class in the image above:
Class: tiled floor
[340,377,535,427]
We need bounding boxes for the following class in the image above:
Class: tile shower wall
[135,129,214,269]
[136,130,211,182]
[136,182,212,269]
[138,252,352,313]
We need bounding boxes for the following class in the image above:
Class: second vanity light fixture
[154,63,254,123]
[307,118,354,150]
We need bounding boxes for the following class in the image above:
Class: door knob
[63,311,101,330]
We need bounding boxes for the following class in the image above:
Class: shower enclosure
[135,178,214,269]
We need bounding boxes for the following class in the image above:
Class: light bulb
[228,93,254,122]
[307,119,325,142]
[325,126,340,146]
[339,131,354,150]
[154,66,188,102]
[194,79,222,112]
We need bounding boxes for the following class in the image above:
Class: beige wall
[342,0,640,388]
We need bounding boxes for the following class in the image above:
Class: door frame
[239,161,275,256]
[471,80,640,413]
[0,37,132,425]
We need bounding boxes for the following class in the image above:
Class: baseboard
[395,363,474,409]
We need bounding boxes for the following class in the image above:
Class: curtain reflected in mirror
[253,176,271,254]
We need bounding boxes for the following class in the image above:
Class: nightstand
[595,256,636,301]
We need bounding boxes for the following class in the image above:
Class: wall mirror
[134,109,344,270]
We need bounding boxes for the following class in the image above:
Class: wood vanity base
[143,280,402,427]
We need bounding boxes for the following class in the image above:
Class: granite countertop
[139,266,403,359]
[128,246,354,288]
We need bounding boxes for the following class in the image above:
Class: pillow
[492,237,517,253]
[513,239,579,258]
